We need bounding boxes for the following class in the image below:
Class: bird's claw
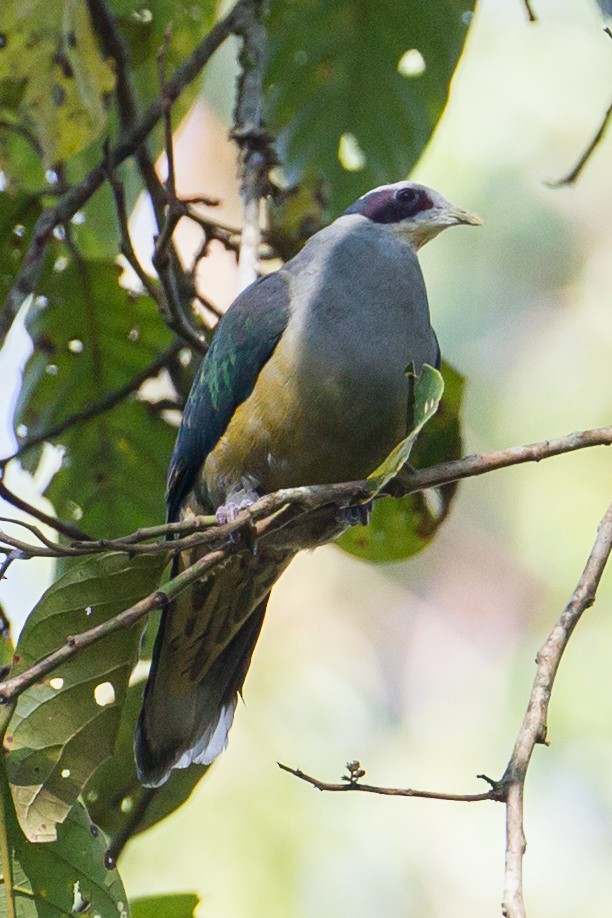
[216,480,260,526]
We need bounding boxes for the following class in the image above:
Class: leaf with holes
[85,679,208,847]
[266,0,475,214]
[0,779,127,918]
[14,257,177,538]
[4,550,169,842]
[338,362,463,563]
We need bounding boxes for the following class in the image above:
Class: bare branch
[0,506,297,703]
[521,0,537,22]
[549,100,612,187]
[278,761,498,803]
[500,500,612,918]
[0,479,91,542]
[0,425,610,565]
[232,0,276,292]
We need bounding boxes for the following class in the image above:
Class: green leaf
[5,551,169,842]
[0,0,116,167]
[0,192,44,308]
[85,680,208,846]
[338,362,464,563]
[0,779,128,918]
[369,364,445,491]
[266,0,475,213]
[130,893,200,918]
[14,257,176,538]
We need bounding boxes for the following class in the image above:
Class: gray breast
[283,216,439,478]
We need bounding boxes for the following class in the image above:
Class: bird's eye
[396,187,418,204]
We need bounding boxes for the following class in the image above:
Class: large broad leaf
[266,0,475,214]
[14,258,176,538]
[0,780,128,918]
[4,550,169,842]
[338,362,464,563]
[131,894,200,918]
[0,0,116,167]
[85,680,208,846]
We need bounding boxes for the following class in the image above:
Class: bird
[135,181,481,787]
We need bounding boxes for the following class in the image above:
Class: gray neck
[283,215,437,379]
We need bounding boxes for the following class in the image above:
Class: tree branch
[279,496,612,918]
[499,499,612,918]
[549,100,612,187]
[0,480,91,542]
[0,506,297,704]
[0,425,610,564]
[278,761,498,803]
[231,0,276,292]
[521,0,537,22]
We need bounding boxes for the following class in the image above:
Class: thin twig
[521,0,537,22]
[548,100,612,187]
[499,500,612,918]
[0,480,91,542]
[278,762,497,803]
[103,147,164,305]
[280,500,612,918]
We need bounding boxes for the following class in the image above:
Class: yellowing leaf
[0,0,116,165]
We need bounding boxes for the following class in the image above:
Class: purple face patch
[343,185,434,224]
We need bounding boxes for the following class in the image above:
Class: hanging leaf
[5,550,169,843]
[338,362,464,563]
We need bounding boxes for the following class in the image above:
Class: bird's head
[343,181,482,250]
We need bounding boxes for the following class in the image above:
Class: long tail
[135,549,289,787]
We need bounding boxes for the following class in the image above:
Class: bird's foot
[216,480,260,525]
[342,502,372,527]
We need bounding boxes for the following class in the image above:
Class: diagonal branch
[549,100,612,187]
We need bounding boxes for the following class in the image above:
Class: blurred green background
[3,0,612,914]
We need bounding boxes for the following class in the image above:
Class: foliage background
[0,0,611,915]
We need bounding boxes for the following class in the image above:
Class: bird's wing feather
[166,271,291,520]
